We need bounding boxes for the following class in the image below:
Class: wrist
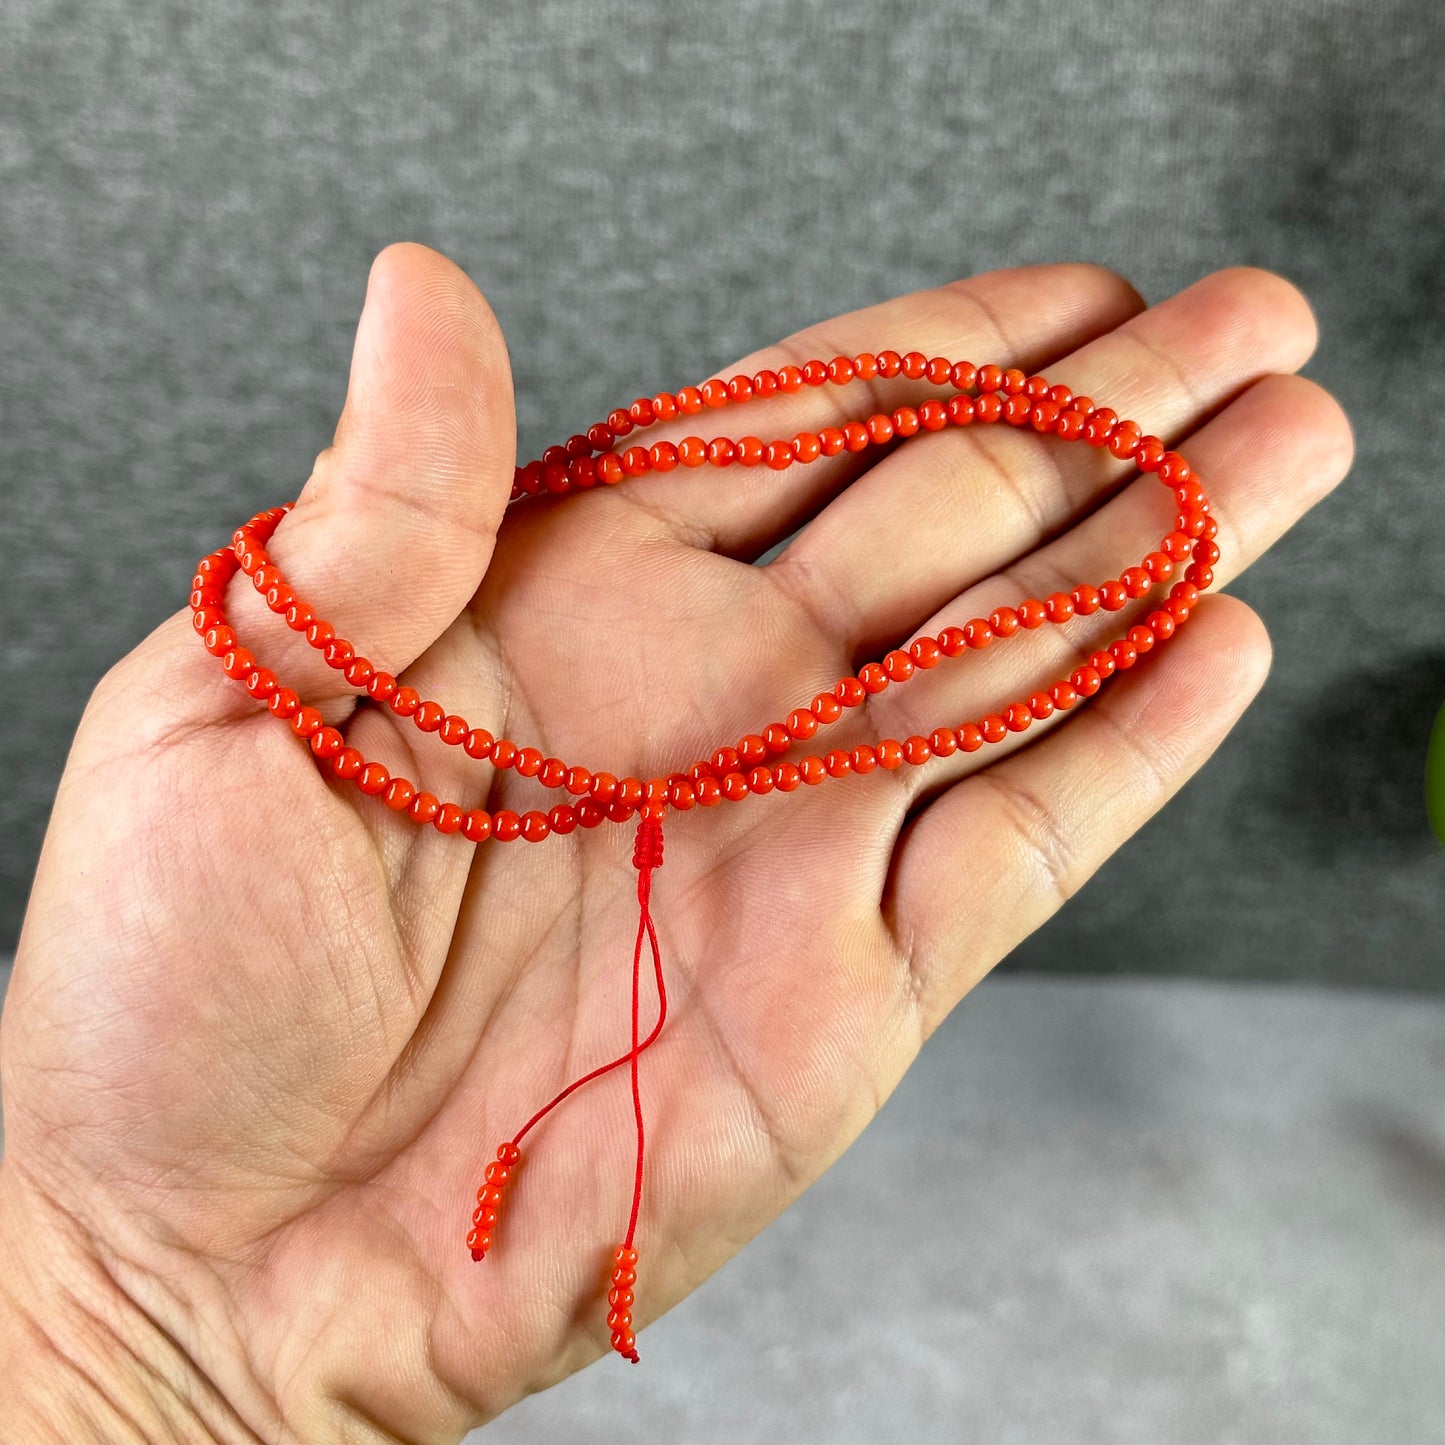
[0,1163,260,1445]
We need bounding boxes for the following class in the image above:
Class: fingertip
[1050,261,1149,337]
[355,241,510,403]
[1062,260,1147,319]
[321,241,514,537]
[331,243,510,467]
[1230,595,1274,695]
[944,259,1146,335]
[1188,591,1274,701]
[1274,372,1356,485]
[367,244,506,353]
[365,240,475,306]
[1206,265,1321,374]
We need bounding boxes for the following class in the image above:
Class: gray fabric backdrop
[1,0,1442,980]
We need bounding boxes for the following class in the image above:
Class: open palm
[0,244,1350,1442]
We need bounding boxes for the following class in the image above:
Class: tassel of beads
[468,1141,521,1261]
[463,813,665,1361]
[608,1245,640,1363]
[607,809,663,1362]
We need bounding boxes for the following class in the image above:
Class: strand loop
[186,351,1219,1366]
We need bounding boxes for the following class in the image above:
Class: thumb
[186,242,516,719]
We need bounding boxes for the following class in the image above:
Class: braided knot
[631,813,664,871]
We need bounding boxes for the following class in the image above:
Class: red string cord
[470,810,663,1364]
[624,814,664,1254]
[509,865,667,1148]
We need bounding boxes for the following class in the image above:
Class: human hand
[0,243,1350,1442]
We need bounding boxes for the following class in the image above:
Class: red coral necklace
[188,350,1218,1365]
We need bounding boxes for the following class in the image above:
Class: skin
[0,243,1352,1442]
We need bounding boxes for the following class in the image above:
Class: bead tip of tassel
[609,1245,640,1362]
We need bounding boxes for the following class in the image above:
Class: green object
[1429,702,1445,845]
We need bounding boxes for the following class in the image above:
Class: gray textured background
[2,0,1442,979]
[2,3,1444,1441]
